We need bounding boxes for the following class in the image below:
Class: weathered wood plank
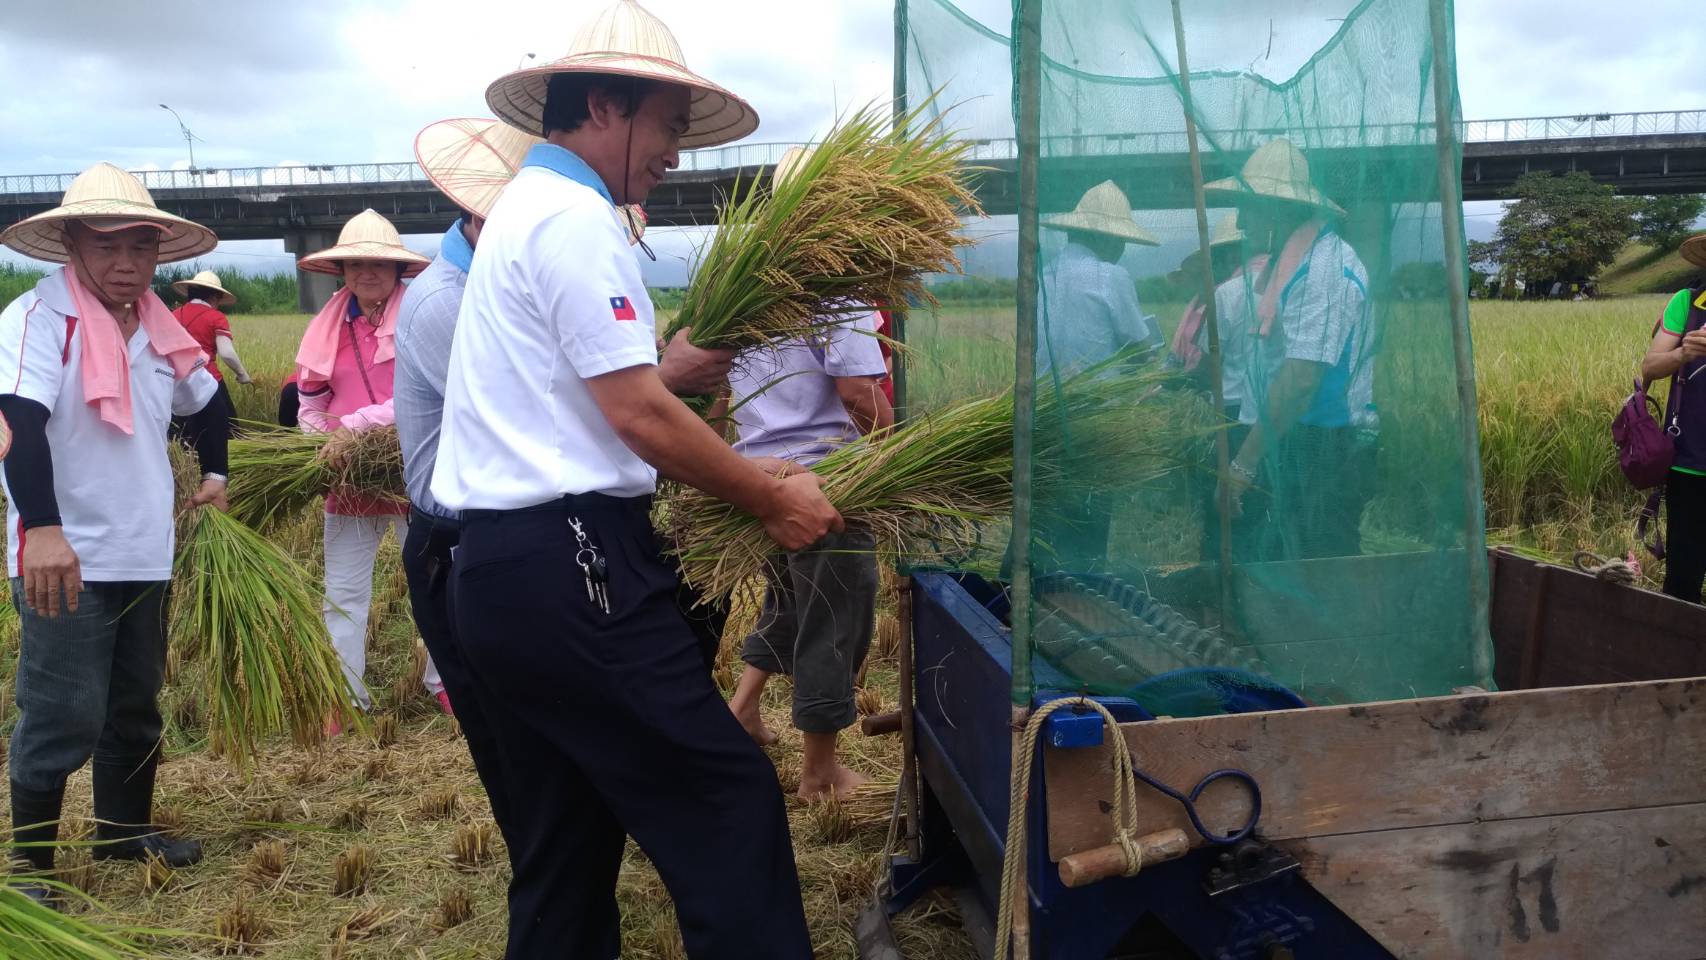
[1488,549,1706,689]
[1045,678,1706,860]
[1282,802,1706,959]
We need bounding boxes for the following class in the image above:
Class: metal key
[568,516,611,614]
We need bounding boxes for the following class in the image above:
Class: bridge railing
[1463,109,1706,143]
[3,109,1703,196]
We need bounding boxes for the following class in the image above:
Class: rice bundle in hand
[226,425,406,529]
[664,100,982,350]
[663,365,1208,601]
[173,506,362,767]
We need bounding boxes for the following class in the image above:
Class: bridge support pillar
[282,228,341,313]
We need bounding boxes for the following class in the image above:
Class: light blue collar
[521,143,613,206]
[440,218,474,274]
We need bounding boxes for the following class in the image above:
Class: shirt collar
[189,298,210,307]
[347,293,363,320]
[439,218,475,274]
[521,143,613,205]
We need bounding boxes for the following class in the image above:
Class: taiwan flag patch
[609,296,637,321]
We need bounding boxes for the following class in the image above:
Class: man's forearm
[181,393,231,476]
[1234,359,1325,469]
[595,370,780,516]
[0,395,61,528]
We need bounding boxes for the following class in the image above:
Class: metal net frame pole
[1168,0,1237,626]
[1428,0,1495,687]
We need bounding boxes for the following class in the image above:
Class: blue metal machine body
[898,571,1396,960]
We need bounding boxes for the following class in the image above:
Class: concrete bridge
[3,109,1703,309]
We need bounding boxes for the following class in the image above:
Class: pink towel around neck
[1167,256,1267,373]
[294,286,399,385]
[1255,220,1327,338]
[66,262,206,435]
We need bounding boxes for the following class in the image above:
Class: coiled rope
[994,697,1144,960]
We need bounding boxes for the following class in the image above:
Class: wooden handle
[860,710,903,736]
[1058,828,1192,888]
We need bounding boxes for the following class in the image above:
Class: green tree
[1492,172,1635,283]
[1631,194,1706,251]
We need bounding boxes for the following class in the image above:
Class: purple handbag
[1613,376,1678,491]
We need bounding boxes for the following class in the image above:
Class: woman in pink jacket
[295,209,446,729]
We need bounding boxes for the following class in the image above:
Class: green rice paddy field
[0,294,1677,958]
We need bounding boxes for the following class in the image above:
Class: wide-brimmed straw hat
[0,162,217,264]
[1682,233,1706,269]
[485,0,758,149]
[1044,181,1160,247]
[297,209,431,278]
[414,117,540,220]
[1204,138,1345,216]
[172,269,237,306]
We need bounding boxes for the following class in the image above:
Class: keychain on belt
[568,516,610,613]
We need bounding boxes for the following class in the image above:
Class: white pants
[323,512,442,709]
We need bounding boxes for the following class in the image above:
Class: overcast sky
[2,0,1701,280]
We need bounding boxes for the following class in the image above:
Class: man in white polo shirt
[0,163,231,898]
[433,4,836,956]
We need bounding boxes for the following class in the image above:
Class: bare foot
[797,763,868,802]
[729,699,779,747]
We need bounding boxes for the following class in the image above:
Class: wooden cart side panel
[1488,550,1706,689]
[1282,802,1706,960]
[1045,678,1706,859]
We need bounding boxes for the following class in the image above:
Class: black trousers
[401,510,514,845]
[169,379,232,442]
[1664,470,1706,605]
[450,495,811,960]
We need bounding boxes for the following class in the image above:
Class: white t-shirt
[1240,231,1375,429]
[432,161,660,510]
[728,308,888,466]
[0,270,218,581]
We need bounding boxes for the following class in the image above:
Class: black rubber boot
[91,755,202,868]
[10,781,64,907]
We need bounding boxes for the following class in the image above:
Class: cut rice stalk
[666,98,982,351]
[0,877,167,959]
[663,363,1210,601]
[173,507,364,768]
[225,424,406,530]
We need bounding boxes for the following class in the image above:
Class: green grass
[1598,242,1705,297]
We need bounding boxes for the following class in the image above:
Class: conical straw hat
[415,118,541,220]
[0,162,217,264]
[1203,138,1345,216]
[172,269,237,306]
[485,0,758,149]
[1209,212,1246,248]
[297,209,431,277]
[1043,181,1160,247]
[1682,233,1706,269]
[772,145,813,186]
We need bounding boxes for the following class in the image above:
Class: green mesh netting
[902,0,1493,710]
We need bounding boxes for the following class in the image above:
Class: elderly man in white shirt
[429,4,837,956]
[0,164,231,899]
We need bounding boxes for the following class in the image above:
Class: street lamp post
[158,103,198,174]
